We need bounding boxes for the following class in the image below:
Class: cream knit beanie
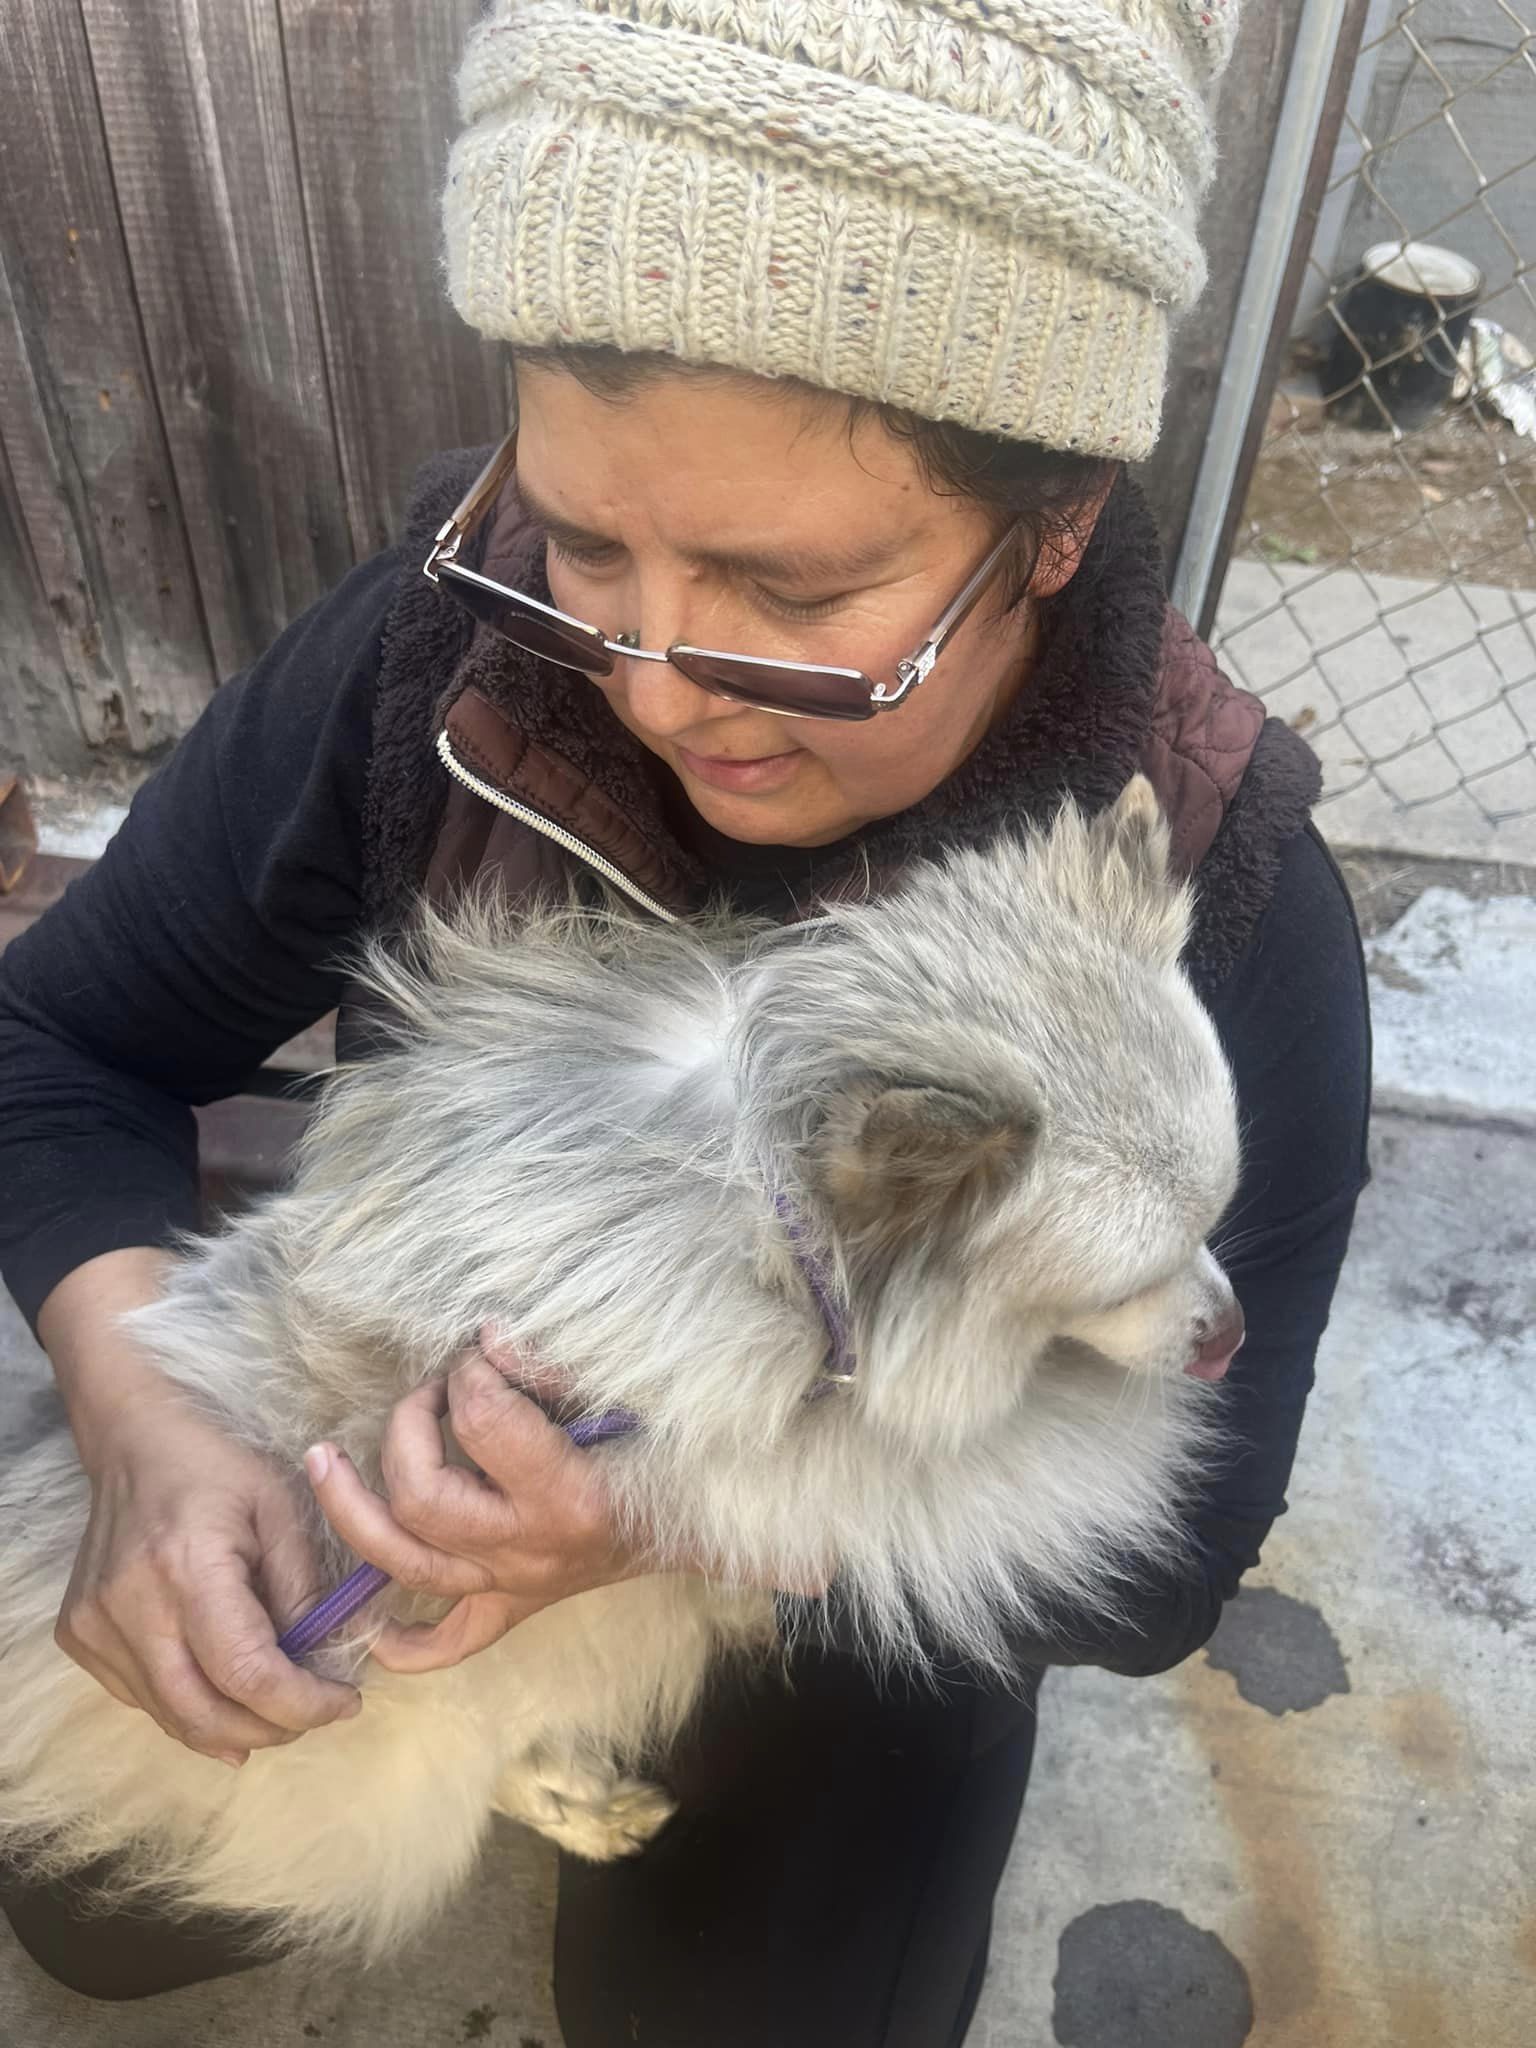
[443,1,1238,460]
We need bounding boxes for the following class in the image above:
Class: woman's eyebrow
[513,475,903,583]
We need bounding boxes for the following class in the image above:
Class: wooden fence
[1,0,505,776]
[2,0,1319,782]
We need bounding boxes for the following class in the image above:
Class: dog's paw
[545,1776,677,1863]
[494,1753,676,1862]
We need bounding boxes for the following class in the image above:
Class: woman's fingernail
[338,1692,364,1719]
[303,1444,332,1484]
[216,1751,247,1769]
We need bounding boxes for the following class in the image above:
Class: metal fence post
[1173,0,1362,628]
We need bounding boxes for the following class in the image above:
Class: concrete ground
[1,872,1532,2046]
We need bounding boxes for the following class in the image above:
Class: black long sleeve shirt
[0,553,1372,1678]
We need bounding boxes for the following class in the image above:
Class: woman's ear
[1026,468,1119,601]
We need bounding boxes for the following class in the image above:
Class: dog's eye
[1100,1262,1182,1315]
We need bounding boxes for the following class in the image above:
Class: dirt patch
[1237,407,1536,590]
[1410,1520,1533,1635]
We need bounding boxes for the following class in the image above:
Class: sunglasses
[423,427,1024,723]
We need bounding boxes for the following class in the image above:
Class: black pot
[1324,241,1482,431]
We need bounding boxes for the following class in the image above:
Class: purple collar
[774,1192,857,1386]
[278,1196,853,1661]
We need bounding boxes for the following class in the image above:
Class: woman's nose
[613,643,737,739]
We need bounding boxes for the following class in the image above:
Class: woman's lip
[677,744,803,794]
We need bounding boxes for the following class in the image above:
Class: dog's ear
[1101,773,1170,879]
[817,1080,1039,1244]
[1085,774,1190,966]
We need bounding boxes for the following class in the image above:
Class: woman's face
[514,364,1095,848]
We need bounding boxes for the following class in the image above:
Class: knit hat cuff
[446,111,1173,459]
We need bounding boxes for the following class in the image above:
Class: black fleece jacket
[0,547,1371,1681]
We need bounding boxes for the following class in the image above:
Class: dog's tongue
[1183,1351,1236,1382]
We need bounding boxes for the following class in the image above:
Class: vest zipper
[435,728,680,925]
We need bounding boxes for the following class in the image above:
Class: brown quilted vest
[358,447,1319,1018]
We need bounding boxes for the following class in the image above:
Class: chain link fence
[1211,0,1536,860]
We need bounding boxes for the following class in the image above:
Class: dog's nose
[1184,1305,1246,1382]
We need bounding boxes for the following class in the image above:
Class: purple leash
[275,1561,395,1662]
[277,1207,853,1662]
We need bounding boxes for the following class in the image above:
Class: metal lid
[1361,240,1482,301]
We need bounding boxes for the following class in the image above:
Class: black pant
[1,1650,1041,2045]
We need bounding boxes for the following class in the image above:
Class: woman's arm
[0,549,397,1329]
[2,550,399,1755]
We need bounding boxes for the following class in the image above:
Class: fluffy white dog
[0,777,1241,1957]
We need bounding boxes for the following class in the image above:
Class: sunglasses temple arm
[933,525,1021,649]
[885,525,1020,701]
[425,428,521,577]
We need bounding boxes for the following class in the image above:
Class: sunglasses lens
[438,567,611,675]
[437,567,877,718]
[673,652,875,722]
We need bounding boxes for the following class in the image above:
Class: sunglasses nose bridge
[617,642,751,731]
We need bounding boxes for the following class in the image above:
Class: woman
[0,1,1369,2038]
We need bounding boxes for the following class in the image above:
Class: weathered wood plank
[0,1,215,761]
[77,0,355,681]
[278,0,510,557]
[0,220,124,763]
[1136,2,1307,574]
[0,419,91,776]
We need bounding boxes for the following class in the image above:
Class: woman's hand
[58,1398,365,1763]
[42,1248,363,1766]
[304,1347,645,1674]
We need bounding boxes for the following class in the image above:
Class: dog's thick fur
[0,778,1241,1956]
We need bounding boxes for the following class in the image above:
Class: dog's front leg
[493,1747,677,1862]
[477,1573,759,1863]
